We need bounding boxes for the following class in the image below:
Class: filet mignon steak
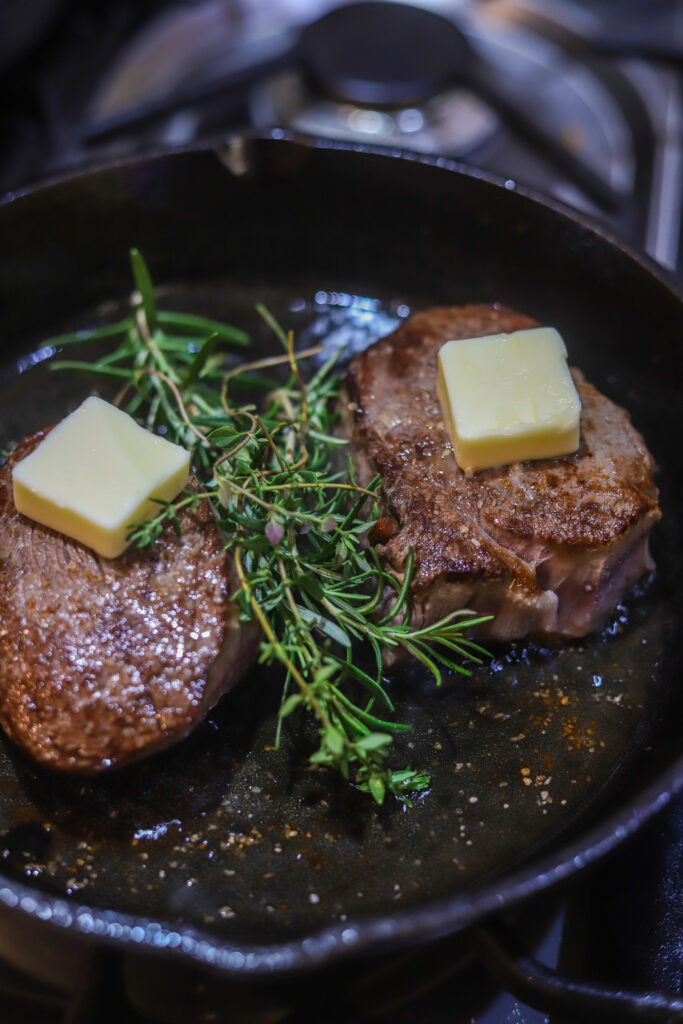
[343,306,661,641]
[0,430,256,772]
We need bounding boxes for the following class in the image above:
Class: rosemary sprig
[49,249,491,803]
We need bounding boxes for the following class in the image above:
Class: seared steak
[343,305,661,641]
[0,430,256,772]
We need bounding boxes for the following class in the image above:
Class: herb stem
[234,546,333,730]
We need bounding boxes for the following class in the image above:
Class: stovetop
[1,2,683,1022]
[3,0,683,273]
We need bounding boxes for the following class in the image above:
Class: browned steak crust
[0,430,256,772]
[343,305,661,640]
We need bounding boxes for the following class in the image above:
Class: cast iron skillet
[0,134,682,980]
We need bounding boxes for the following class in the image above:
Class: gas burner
[255,75,499,158]
[253,1,501,157]
[302,2,472,106]
[250,2,637,196]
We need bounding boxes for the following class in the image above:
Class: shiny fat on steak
[342,305,661,641]
[0,430,256,772]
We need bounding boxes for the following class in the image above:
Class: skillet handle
[473,920,683,1023]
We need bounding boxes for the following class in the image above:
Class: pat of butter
[12,396,190,559]
[437,327,581,474]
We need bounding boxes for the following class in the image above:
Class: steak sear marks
[0,430,256,772]
[343,305,661,641]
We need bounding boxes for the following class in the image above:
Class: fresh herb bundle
[50,249,490,803]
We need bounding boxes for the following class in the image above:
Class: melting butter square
[437,327,581,474]
[13,396,190,558]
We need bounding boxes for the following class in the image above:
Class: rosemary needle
[48,249,491,804]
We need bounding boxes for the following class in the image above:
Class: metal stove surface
[3,0,682,270]
[79,0,683,271]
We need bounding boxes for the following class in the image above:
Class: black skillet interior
[0,135,682,971]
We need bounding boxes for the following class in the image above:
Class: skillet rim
[3,127,683,305]
[0,131,682,975]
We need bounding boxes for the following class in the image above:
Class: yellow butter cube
[13,396,190,558]
[437,327,581,474]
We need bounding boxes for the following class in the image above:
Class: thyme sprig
[49,249,491,803]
